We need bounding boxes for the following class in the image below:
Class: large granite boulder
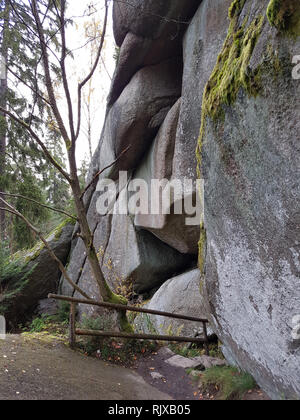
[134,269,213,338]
[113,0,201,47]
[200,0,300,400]
[64,0,300,400]
[133,99,200,254]
[99,58,182,180]
[62,191,194,299]
[172,0,232,182]
[108,0,201,105]
[0,221,74,328]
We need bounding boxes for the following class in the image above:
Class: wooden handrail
[48,294,209,323]
[49,293,210,354]
[75,329,207,344]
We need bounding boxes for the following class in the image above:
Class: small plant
[200,366,257,400]
[29,316,48,333]
[77,314,158,365]
[143,313,158,335]
[169,342,205,358]
[78,314,114,355]
[56,301,71,324]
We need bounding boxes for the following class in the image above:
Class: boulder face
[100,57,182,180]
[64,0,300,400]
[199,0,300,400]
[0,221,74,328]
[134,269,214,338]
[113,0,201,47]
[109,0,201,104]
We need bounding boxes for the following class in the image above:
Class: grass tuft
[200,366,256,400]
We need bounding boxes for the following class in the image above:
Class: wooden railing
[48,294,210,355]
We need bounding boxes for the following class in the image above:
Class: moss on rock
[53,217,76,240]
[24,217,75,263]
[196,1,265,273]
[196,8,264,176]
[267,0,300,37]
[198,227,207,275]
[228,0,246,19]
[103,281,134,333]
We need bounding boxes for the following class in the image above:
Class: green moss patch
[24,217,75,263]
[267,0,300,37]
[228,0,246,19]
[53,217,76,240]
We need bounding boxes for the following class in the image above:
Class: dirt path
[135,348,200,400]
[0,335,171,401]
[135,348,271,401]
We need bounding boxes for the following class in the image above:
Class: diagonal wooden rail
[48,294,210,354]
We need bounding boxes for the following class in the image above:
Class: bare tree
[0,0,130,329]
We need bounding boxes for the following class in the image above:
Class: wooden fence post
[69,302,76,349]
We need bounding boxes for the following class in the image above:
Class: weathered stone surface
[63,189,194,306]
[201,0,300,400]
[165,355,201,370]
[134,269,211,337]
[113,0,201,47]
[165,354,227,370]
[36,298,59,317]
[108,32,152,105]
[0,222,74,327]
[109,1,201,104]
[77,205,193,296]
[99,58,182,180]
[173,0,232,182]
[133,100,199,254]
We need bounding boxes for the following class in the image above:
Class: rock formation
[0,220,74,328]
[14,0,297,400]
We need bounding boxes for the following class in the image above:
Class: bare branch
[80,145,131,200]
[6,65,51,107]
[59,0,76,142]
[0,192,77,221]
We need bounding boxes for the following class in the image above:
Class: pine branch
[0,105,71,183]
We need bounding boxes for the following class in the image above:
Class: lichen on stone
[267,0,300,37]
